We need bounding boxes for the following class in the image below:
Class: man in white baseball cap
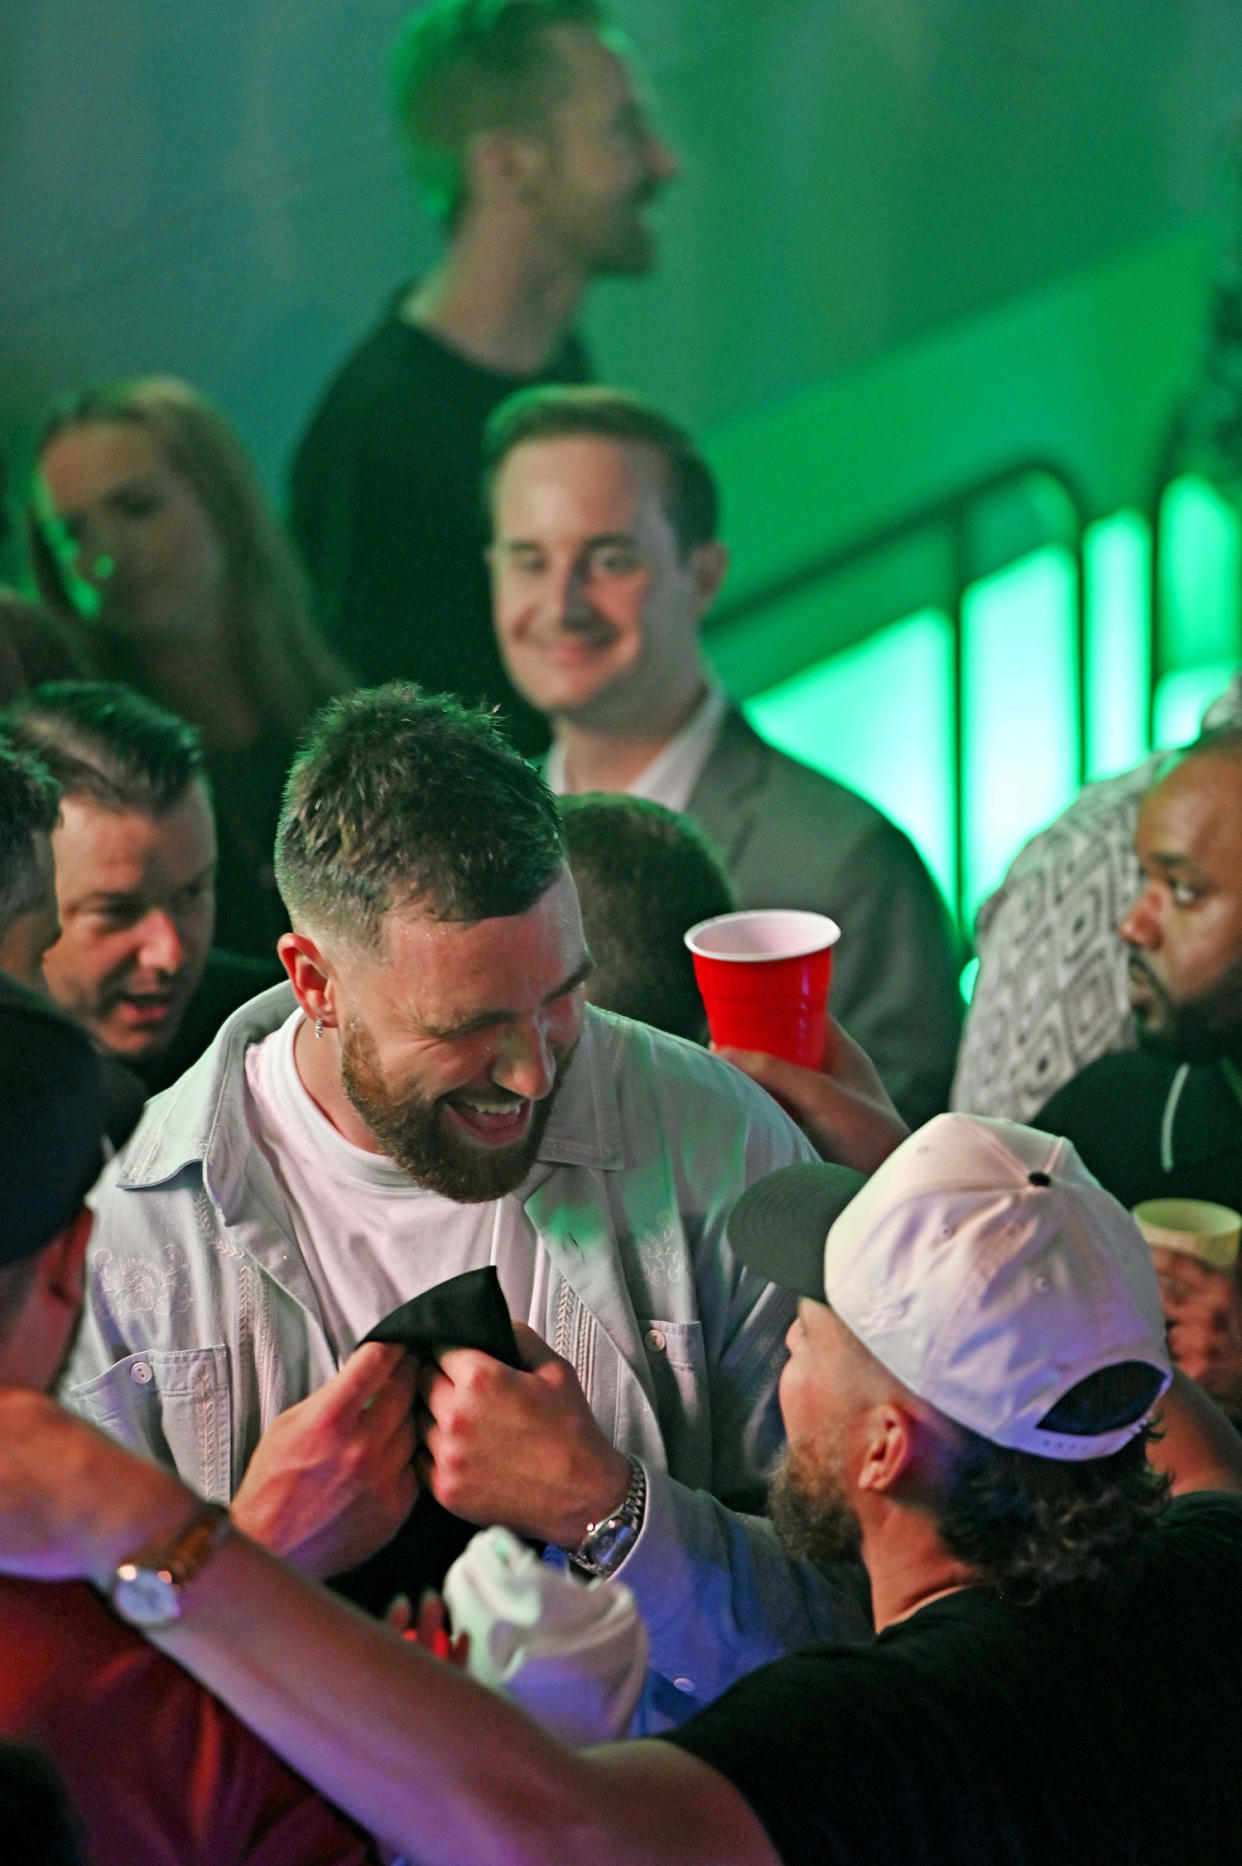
[0,1112,1239,1865]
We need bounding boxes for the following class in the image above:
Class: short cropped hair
[4,681,205,817]
[275,683,565,947]
[560,794,734,1041]
[0,742,60,939]
[390,0,608,226]
[483,385,721,555]
[933,1364,1171,1604]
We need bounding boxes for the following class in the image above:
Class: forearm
[155,1530,590,1864]
[153,1529,774,1866]
[0,1394,773,1865]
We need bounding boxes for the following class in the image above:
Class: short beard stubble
[769,1427,864,1571]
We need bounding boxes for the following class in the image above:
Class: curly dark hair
[275,682,564,946]
[935,1421,1171,1606]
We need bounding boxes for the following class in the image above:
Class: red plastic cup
[684,910,840,1068]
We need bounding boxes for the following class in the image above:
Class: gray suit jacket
[687,706,962,1126]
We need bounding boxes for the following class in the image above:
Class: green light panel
[741,489,1238,943]
[1085,509,1149,781]
[1154,661,1240,746]
[1160,476,1241,670]
[743,609,956,907]
[962,546,1078,918]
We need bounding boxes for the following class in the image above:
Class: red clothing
[0,1576,375,1866]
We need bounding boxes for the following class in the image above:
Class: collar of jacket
[683,703,771,863]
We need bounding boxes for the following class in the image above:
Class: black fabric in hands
[329,1267,540,1616]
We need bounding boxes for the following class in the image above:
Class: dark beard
[340,1017,568,1203]
[769,1436,863,1570]
[1130,947,1242,1066]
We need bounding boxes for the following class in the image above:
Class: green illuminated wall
[739,486,1241,934]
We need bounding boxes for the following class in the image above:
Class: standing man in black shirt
[290,0,677,754]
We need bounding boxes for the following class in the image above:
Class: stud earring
[314,1015,324,1040]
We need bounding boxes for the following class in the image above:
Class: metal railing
[706,458,1092,931]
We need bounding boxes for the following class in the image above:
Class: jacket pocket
[68,1346,233,1501]
[637,1318,710,1488]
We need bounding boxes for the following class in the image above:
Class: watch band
[110,1502,231,1629]
[568,1457,647,1579]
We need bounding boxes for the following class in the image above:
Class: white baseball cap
[727,1113,1171,1459]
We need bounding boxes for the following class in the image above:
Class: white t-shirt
[243,1010,547,1358]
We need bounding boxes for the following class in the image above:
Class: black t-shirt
[1036,1046,1242,1212]
[290,290,590,756]
[665,1494,1242,1866]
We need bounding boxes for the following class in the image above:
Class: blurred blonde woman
[26,377,353,956]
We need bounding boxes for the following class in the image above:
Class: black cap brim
[727,1160,867,1300]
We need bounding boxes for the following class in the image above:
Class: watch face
[113,1566,179,1628]
[583,1515,638,1574]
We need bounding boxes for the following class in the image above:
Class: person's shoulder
[587,1006,814,1155]
[1036,1044,1176,1127]
[294,288,442,434]
[701,712,932,894]
[102,983,297,1197]
[1036,1044,1178,1112]
[728,715,891,833]
[1162,1490,1242,1537]
[1133,1494,1242,1623]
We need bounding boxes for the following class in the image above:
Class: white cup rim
[684,909,841,963]
[1132,1197,1242,1270]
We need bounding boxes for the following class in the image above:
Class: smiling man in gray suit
[484,386,962,1125]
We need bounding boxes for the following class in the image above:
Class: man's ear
[38,1204,93,1313]
[467,125,550,209]
[688,540,729,619]
[854,1401,920,1497]
[278,931,338,1032]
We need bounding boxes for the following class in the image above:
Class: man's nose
[492,1013,558,1102]
[547,562,595,630]
[1118,883,1161,950]
[647,133,680,185]
[135,909,187,975]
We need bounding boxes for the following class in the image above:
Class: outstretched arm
[0,1391,777,1866]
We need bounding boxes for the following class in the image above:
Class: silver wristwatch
[110,1502,231,1629]
[568,1457,646,1578]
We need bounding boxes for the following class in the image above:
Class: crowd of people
[3,2,1242,1862]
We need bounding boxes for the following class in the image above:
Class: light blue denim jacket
[65,988,869,1726]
